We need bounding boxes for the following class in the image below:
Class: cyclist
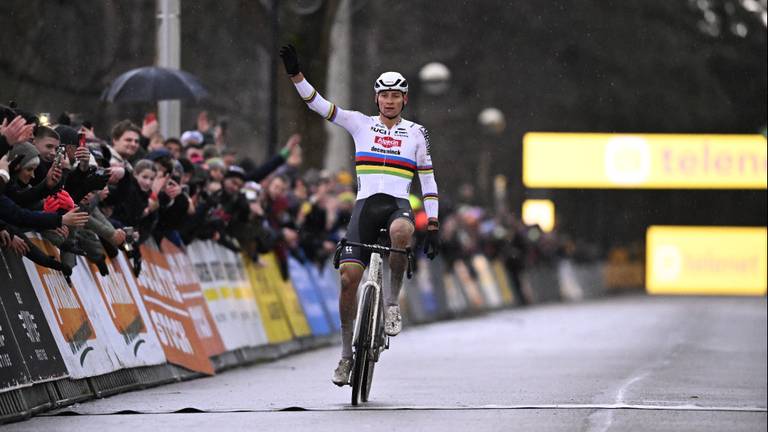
[280,45,440,386]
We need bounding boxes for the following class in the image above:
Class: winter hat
[180,130,204,147]
[54,125,79,147]
[8,142,40,170]
[146,148,172,161]
[205,157,225,171]
[223,165,246,181]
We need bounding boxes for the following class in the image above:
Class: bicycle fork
[352,255,389,362]
[352,282,388,358]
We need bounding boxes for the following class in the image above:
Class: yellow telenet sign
[522,199,555,233]
[646,226,767,296]
[523,133,767,189]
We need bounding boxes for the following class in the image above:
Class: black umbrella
[101,66,209,103]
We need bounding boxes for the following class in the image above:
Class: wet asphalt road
[5,295,766,431]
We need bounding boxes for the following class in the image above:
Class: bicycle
[333,230,415,406]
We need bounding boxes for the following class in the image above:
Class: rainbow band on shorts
[339,258,365,270]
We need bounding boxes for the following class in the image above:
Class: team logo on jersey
[370,146,401,155]
[371,125,387,134]
[419,127,432,155]
[393,128,408,137]
[375,136,402,148]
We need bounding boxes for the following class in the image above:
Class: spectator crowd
[1,103,563,301]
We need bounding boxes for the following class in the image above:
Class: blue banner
[287,257,332,336]
[311,261,341,332]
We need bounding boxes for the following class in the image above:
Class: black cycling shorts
[339,193,414,268]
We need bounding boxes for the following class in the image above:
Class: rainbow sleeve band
[325,104,337,121]
[418,165,434,175]
[302,89,317,103]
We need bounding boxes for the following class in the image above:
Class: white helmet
[374,71,408,94]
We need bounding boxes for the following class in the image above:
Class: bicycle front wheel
[361,357,375,402]
[351,285,375,406]
[362,294,385,402]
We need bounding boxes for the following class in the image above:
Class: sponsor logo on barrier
[138,243,214,375]
[1,247,69,385]
[243,253,294,343]
[91,259,146,349]
[138,262,184,304]
[149,310,194,355]
[188,305,215,339]
[194,262,214,283]
[163,240,225,357]
[19,311,40,343]
[39,272,95,357]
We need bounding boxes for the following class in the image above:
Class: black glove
[279,44,301,76]
[423,228,440,260]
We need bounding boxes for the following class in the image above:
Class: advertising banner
[412,257,440,321]
[287,257,332,336]
[0,294,29,391]
[242,255,293,343]
[426,256,449,318]
[23,237,118,378]
[646,226,767,295]
[83,254,166,368]
[453,260,485,310]
[187,241,239,351]
[261,253,311,338]
[0,249,68,388]
[204,242,250,349]
[161,240,225,357]
[443,272,469,315]
[214,244,268,347]
[313,261,341,331]
[523,133,768,189]
[471,255,503,308]
[491,260,515,306]
[132,243,213,375]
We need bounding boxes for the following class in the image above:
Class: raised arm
[279,45,363,134]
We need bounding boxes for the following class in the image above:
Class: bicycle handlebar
[339,239,409,255]
[332,238,416,279]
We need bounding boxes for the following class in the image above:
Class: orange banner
[88,256,146,343]
[22,236,122,378]
[136,242,214,375]
[28,238,96,349]
[161,239,226,357]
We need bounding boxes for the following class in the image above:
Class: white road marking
[47,403,767,416]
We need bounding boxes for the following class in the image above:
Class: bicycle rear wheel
[351,285,375,406]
